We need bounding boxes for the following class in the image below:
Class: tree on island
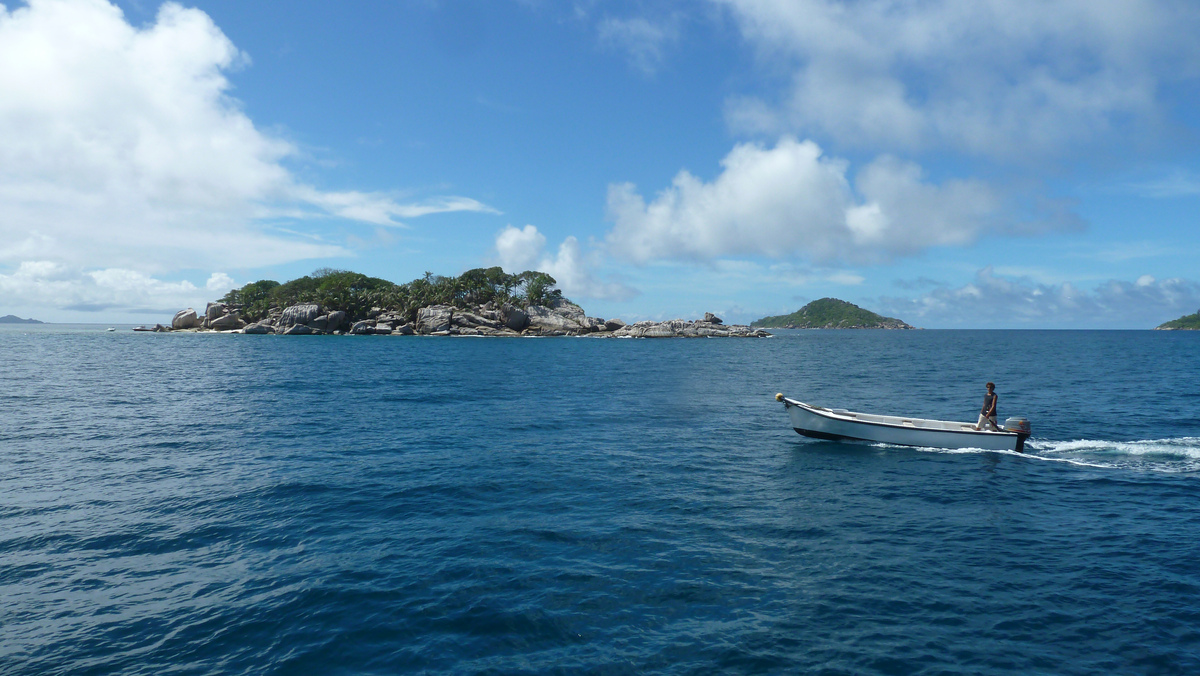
[752,298,914,329]
[220,267,565,324]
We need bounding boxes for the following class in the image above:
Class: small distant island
[153,267,770,339]
[0,314,43,324]
[1156,309,1200,330]
[751,298,915,329]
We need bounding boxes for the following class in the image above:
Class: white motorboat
[776,394,1031,452]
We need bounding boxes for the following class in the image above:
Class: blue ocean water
[2,325,1199,675]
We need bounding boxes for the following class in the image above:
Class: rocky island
[752,298,914,329]
[155,268,769,339]
[0,314,43,324]
[1156,309,1200,330]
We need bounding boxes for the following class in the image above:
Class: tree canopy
[220,267,566,323]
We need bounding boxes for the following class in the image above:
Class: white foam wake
[865,437,1200,473]
[1032,437,1200,459]
[1027,437,1200,473]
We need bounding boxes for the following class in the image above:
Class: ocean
[2,326,1199,674]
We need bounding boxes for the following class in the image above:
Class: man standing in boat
[975,382,999,431]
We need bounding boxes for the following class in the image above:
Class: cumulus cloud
[494,225,637,301]
[875,267,1200,329]
[716,0,1200,160]
[0,0,493,314]
[605,137,1037,264]
[205,272,236,292]
[494,224,547,273]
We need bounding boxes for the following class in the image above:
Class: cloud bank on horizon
[875,268,1200,329]
[2,0,1198,326]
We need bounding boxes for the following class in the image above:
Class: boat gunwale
[782,397,1021,439]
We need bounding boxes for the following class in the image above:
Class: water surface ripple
[2,327,1199,674]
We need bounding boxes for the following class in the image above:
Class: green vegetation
[752,298,913,329]
[220,267,565,323]
[1156,309,1200,330]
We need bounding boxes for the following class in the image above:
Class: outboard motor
[1003,417,1032,453]
[1003,417,1031,434]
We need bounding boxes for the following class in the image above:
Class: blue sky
[2,0,1199,328]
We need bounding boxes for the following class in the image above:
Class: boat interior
[805,403,1004,434]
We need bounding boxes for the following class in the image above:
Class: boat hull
[782,397,1027,452]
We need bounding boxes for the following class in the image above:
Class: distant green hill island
[1156,309,1200,330]
[0,314,43,324]
[752,298,915,329]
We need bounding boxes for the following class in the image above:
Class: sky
[2,0,1199,328]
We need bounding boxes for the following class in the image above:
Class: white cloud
[716,0,1200,160]
[875,267,1200,328]
[494,224,547,273]
[605,137,1023,264]
[291,188,498,226]
[597,15,679,74]
[206,272,236,292]
[494,225,637,301]
[0,0,494,314]
[0,260,223,316]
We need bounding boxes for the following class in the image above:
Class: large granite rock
[282,323,313,335]
[279,303,323,327]
[205,302,225,322]
[453,312,501,330]
[325,311,347,333]
[417,305,454,334]
[550,298,587,323]
[704,312,723,325]
[209,313,246,330]
[172,308,199,330]
[350,320,375,335]
[500,303,529,332]
[526,304,585,333]
[243,322,274,334]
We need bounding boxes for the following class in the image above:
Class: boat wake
[873,437,1200,473]
[1028,437,1200,473]
[861,437,1200,473]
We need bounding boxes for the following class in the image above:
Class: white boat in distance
[776,394,1031,453]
